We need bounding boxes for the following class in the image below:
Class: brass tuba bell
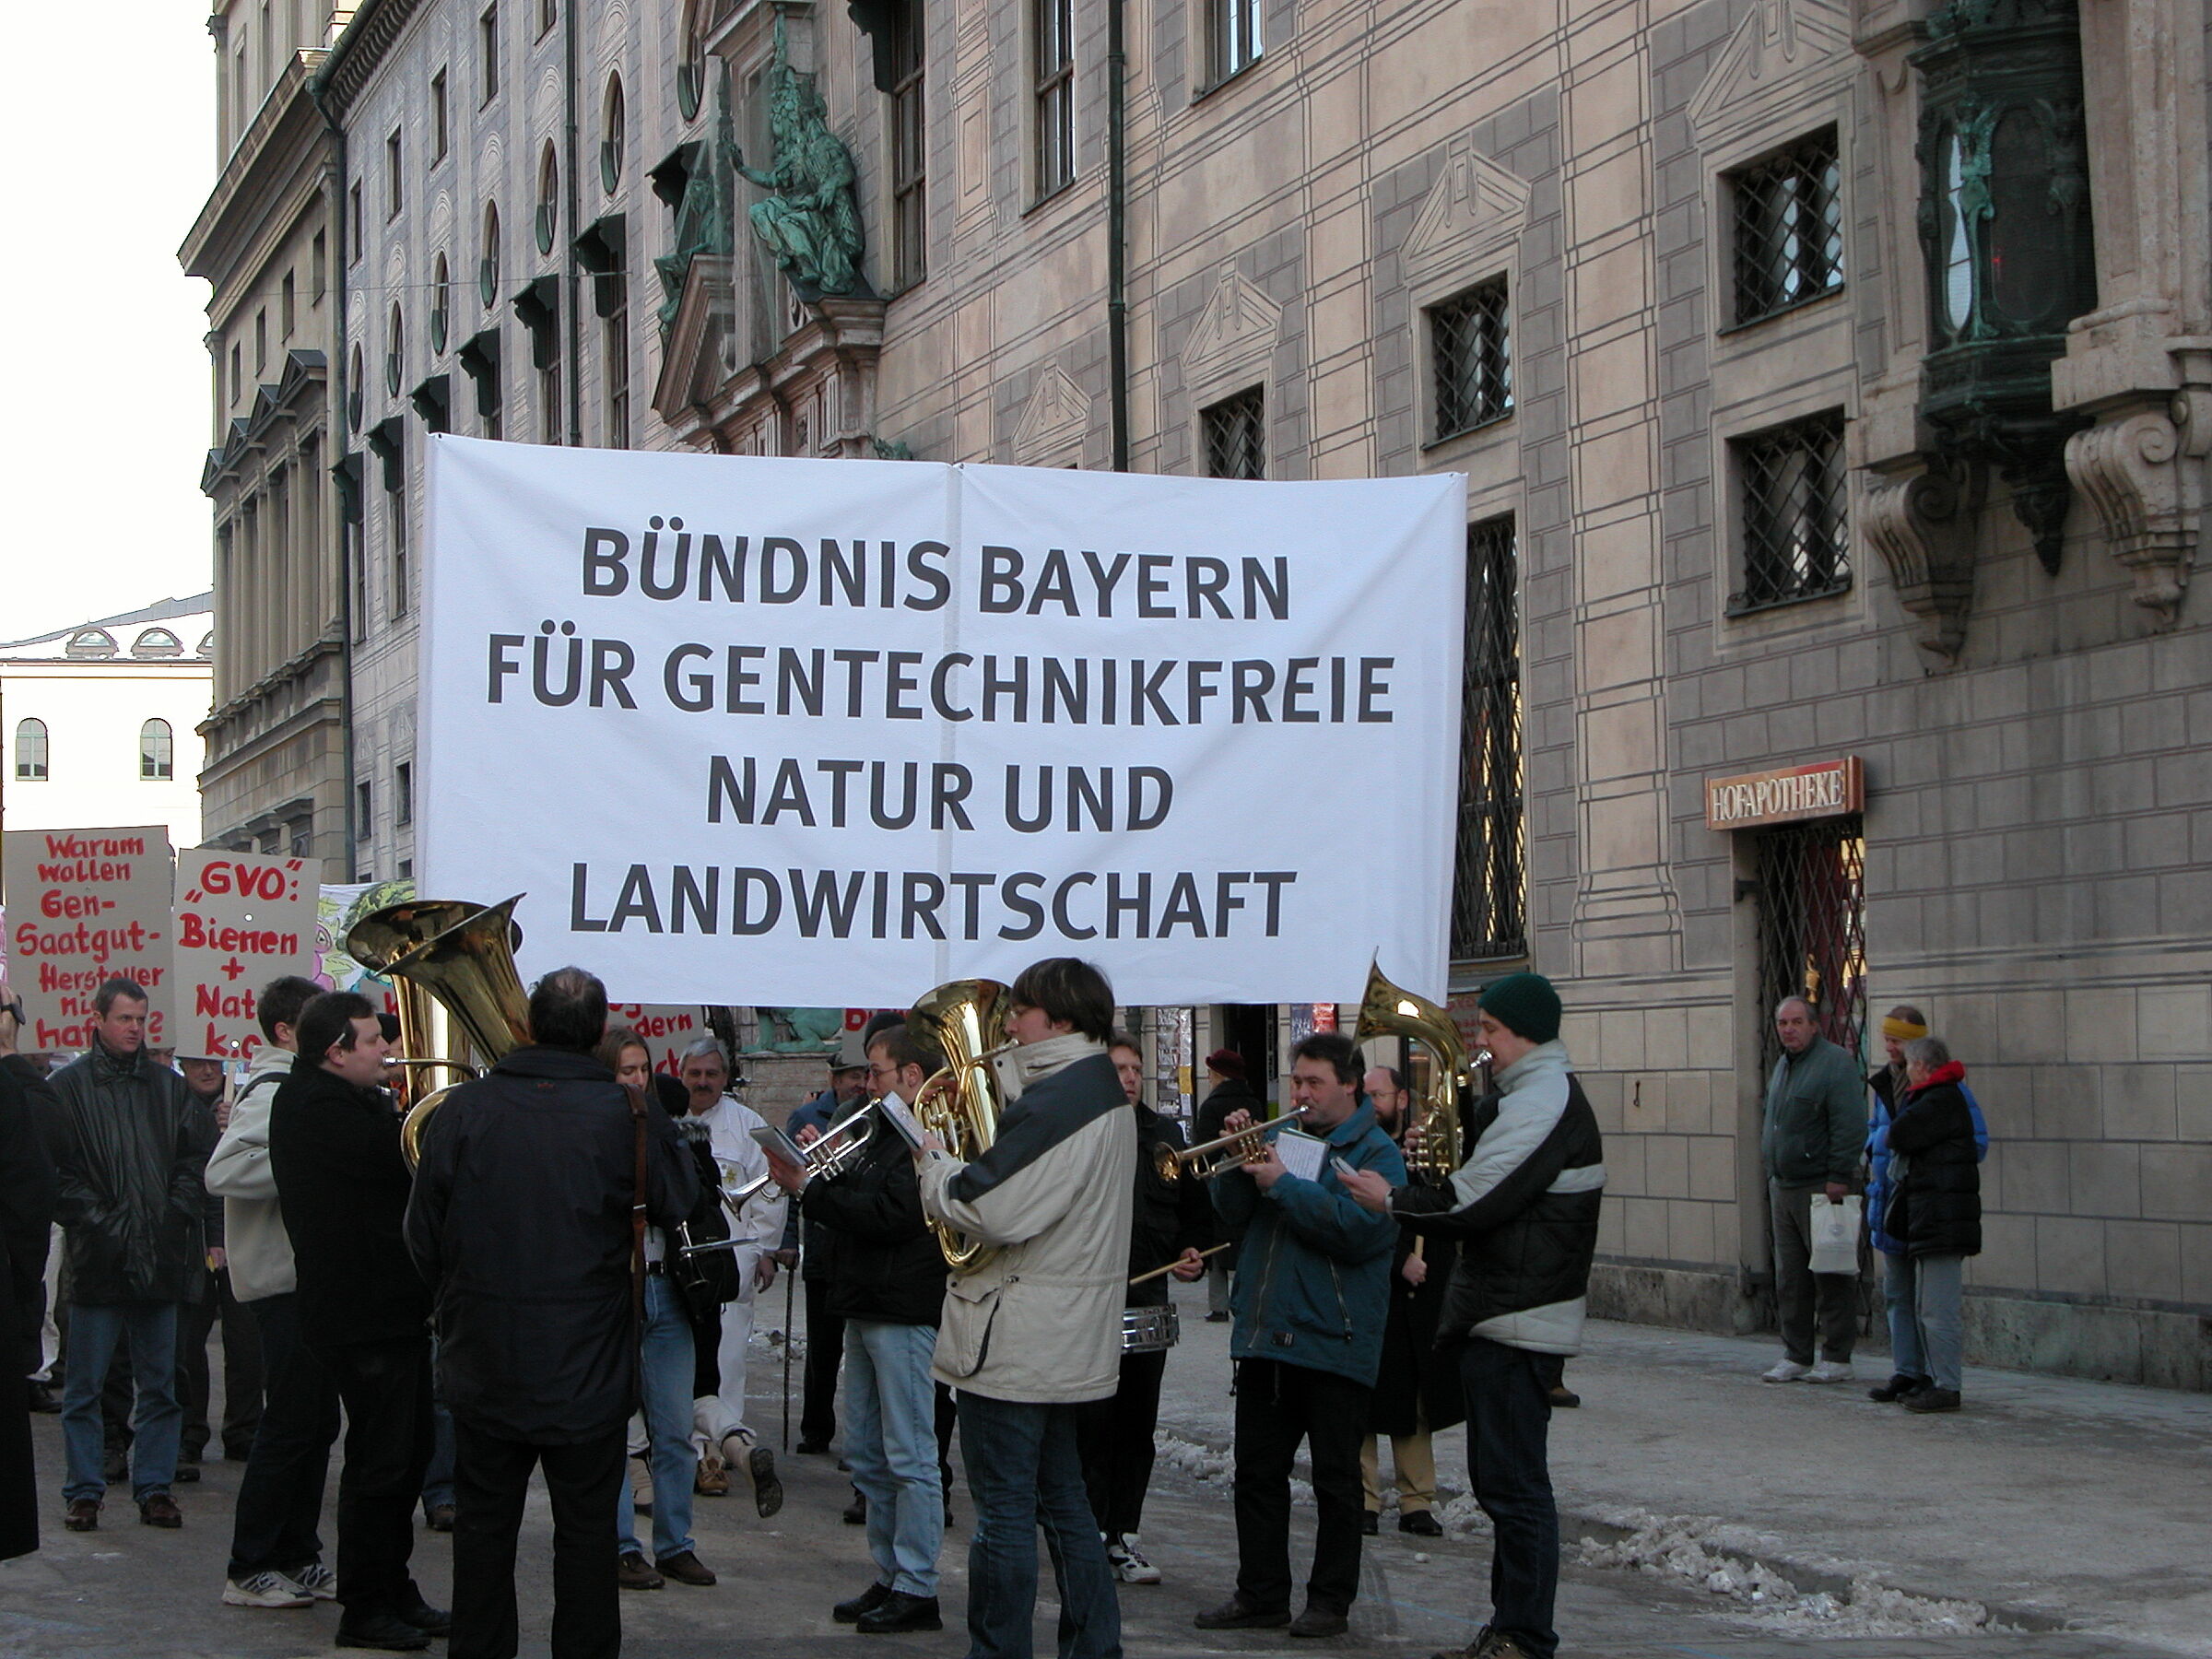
[904,978,1015,1276]
[347,895,533,1169]
[1353,960,1472,1181]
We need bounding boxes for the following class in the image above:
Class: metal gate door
[1753,816,1868,1074]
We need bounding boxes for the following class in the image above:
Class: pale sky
[0,4,218,645]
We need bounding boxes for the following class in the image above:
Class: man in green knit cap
[1344,971,1604,1659]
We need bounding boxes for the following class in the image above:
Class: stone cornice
[179,50,332,285]
[314,0,425,120]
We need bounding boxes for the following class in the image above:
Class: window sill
[1724,580,1852,619]
[1024,178,1079,218]
[1192,56,1264,104]
[1423,409,1515,452]
[1715,284,1844,338]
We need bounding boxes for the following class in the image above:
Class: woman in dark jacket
[1881,1035,1981,1414]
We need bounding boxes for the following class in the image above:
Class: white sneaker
[1805,1360,1855,1384]
[222,1571,313,1608]
[288,1561,337,1600]
[1761,1359,1809,1382]
[1107,1533,1161,1584]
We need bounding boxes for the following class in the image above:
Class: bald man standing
[1758,998,1866,1384]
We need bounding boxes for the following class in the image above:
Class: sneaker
[333,1608,430,1652]
[1398,1510,1443,1536]
[618,1551,665,1591]
[1289,1606,1349,1638]
[656,1549,717,1586]
[290,1562,339,1600]
[1903,1386,1961,1413]
[1194,1596,1291,1630]
[855,1590,943,1633]
[834,1582,893,1623]
[1760,1359,1810,1382]
[223,1571,313,1608]
[63,1498,100,1532]
[1107,1533,1161,1584]
[1867,1372,1929,1403]
[139,1493,183,1527]
[1805,1360,1855,1384]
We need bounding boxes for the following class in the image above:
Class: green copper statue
[653,66,741,330]
[733,14,868,298]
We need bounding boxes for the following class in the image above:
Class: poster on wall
[173,848,322,1062]
[419,437,1466,1007]
[2,826,176,1053]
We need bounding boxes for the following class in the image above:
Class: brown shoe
[64,1498,100,1532]
[694,1453,729,1497]
[655,1549,717,1587]
[617,1551,664,1591]
[138,1493,182,1528]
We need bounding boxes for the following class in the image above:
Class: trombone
[1158,1105,1312,1182]
[677,1100,883,1258]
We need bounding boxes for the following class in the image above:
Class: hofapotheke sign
[419,437,1466,1007]
[1704,758,1865,830]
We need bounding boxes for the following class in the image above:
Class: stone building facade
[300,0,2209,1383]
[182,4,357,867]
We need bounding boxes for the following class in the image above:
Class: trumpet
[1159,1104,1312,1182]
[677,1100,882,1258]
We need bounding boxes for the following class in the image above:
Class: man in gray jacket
[1759,998,1866,1384]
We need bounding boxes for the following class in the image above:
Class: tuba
[904,978,1014,1276]
[1353,960,1477,1182]
[347,895,533,1169]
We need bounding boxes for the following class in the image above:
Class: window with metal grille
[1453,516,1525,960]
[1730,409,1849,613]
[889,0,926,288]
[1201,387,1265,479]
[604,300,629,449]
[1728,129,1842,326]
[139,720,174,782]
[1753,816,1866,1077]
[1430,277,1512,441]
[1207,0,1263,85]
[1034,0,1074,198]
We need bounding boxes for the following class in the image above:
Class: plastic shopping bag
[1809,1194,1862,1276]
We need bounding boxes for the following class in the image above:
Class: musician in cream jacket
[913,958,1133,1659]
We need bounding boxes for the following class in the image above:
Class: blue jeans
[1910,1253,1966,1393]
[1880,1253,1928,1381]
[1459,1337,1559,1659]
[957,1390,1120,1659]
[63,1300,181,1502]
[618,1275,697,1562]
[845,1319,943,1597]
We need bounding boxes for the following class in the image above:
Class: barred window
[1033,0,1074,198]
[889,0,926,288]
[1453,517,1524,961]
[1429,276,1512,441]
[1731,410,1850,613]
[1201,387,1265,479]
[1729,129,1842,326]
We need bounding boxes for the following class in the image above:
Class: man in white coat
[202,975,341,1610]
[677,1038,785,1514]
[915,958,1134,1659]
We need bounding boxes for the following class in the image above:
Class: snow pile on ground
[1577,1510,2006,1638]
[1154,1432,1310,1504]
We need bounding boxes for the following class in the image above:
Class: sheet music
[1272,1128,1328,1184]
[877,1091,929,1151]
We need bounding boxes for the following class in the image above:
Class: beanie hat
[1478,972,1561,1044]
[1203,1047,1246,1081]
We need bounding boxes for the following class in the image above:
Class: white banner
[421,437,1465,1006]
[174,849,322,1062]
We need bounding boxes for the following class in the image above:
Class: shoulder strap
[624,1083,649,1323]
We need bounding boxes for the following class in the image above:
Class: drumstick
[1127,1241,1231,1287]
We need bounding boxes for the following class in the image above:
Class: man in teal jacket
[1193,1031,1404,1640]
[1759,998,1867,1384]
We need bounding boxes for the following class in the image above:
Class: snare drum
[1120,1305,1180,1354]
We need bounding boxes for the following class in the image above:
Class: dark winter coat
[1367,1206,1464,1439]
[271,1061,430,1351]
[1760,1035,1866,1188]
[50,1043,206,1306]
[1394,1041,1605,1355]
[1193,1076,1263,1151]
[1212,1100,1405,1387]
[0,1065,55,1561]
[1124,1106,1214,1310]
[1882,1065,1982,1259]
[801,1112,945,1327]
[406,1046,698,1441]
[1866,1065,1988,1255]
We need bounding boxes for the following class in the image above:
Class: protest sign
[174,848,321,1062]
[2,826,175,1052]
[420,437,1465,1006]
[613,1003,712,1077]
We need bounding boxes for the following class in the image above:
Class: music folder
[876,1091,930,1151]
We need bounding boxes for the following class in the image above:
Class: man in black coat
[1192,1049,1260,1322]
[0,989,57,1559]
[406,968,698,1659]
[270,989,445,1652]
[50,977,203,1533]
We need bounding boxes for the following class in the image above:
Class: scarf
[993,1031,1107,1102]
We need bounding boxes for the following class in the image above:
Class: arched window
[480,201,502,306]
[133,628,182,659]
[677,2,707,121]
[196,631,216,658]
[430,253,451,353]
[65,628,117,659]
[347,343,365,429]
[601,73,626,192]
[535,143,559,254]
[14,718,48,781]
[385,301,405,395]
[140,719,174,782]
